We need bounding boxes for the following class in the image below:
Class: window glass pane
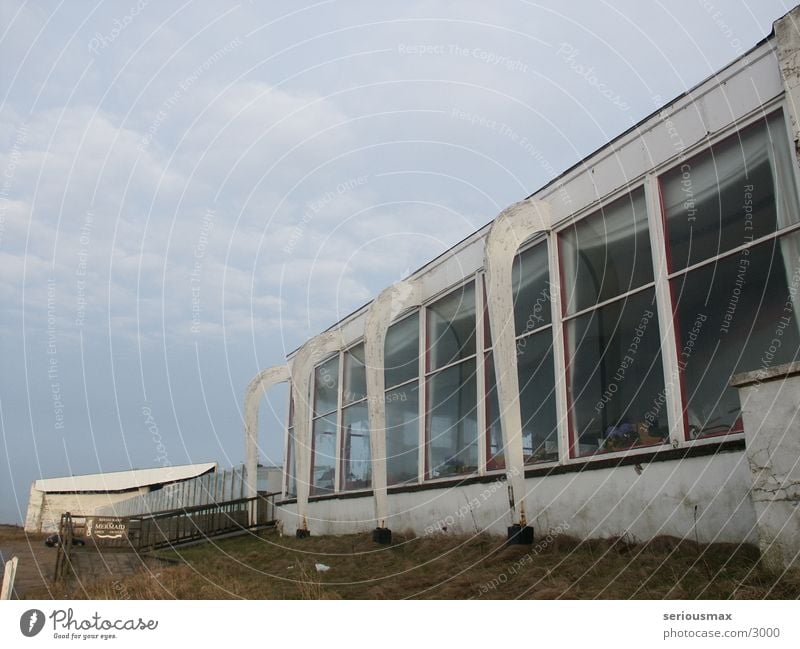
[313,355,339,415]
[485,352,504,470]
[661,112,799,272]
[560,188,652,314]
[518,329,558,463]
[311,414,337,495]
[672,232,800,438]
[483,282,492,349]
[566,289,668,456]
[385,312,419,388]
[341,402,371,490]
[343,344,367,405]
[386,382,420,485]
[427,282,476,371]
[513,242,552,336]
[285,427,296,497]
[426,359,478,478]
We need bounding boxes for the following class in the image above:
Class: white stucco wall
[733,363,800,570]
[275,449,758,544]
[24,488,146,533]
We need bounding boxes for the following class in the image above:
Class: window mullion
[334,352,344,493]
[476,273,487,475]
[548,230,570,462]
[283,383,293,498]
[645,173,685,446]
[417,306,426,484]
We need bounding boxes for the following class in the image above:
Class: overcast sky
[0,0,793,524]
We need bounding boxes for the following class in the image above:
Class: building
[248,7,800,569]
[24,463,216,533]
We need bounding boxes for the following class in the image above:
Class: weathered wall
[732,363,800,571]
[275,449,757,544]
[25,489,142,533]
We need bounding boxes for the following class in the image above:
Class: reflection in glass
[566,289,667,456]
[311,414,337,495]
[661,112,799,272]
[313,356,339,415]
[426,359,478,478]
[672,232,800,438]
[512,242,552,336]
[517,330,558,463]
[427,282,476,371]
[560,188,652,315]
[343,344,367,405]
[341,402,371,490]
[386,383,420,485]
[385,313,419,388]
[485,352,504,470]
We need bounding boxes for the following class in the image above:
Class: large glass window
[311,414,337,495]
[385,313,420,485]
[311,356,339,495]
[427,359,478,478]
[560,188,652,315]
[514,242,558,463]
[661,112,799,272]
[566,289,667,455]
[341,401,371,490]
[487,241,559,469]
[386,383,420,485]
[340,344,371,490]
[661,111,800,440]
[427,282,477,371]
[485,352,504,470]
[560,189,667,457]
[343,344,367,404]
[517,330,558,462]
[671,229,800,438]
[385,312,419,388]
[512,238,552,333]
[426,282,479,479]
[313,356,339,415]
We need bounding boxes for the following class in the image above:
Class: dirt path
[1,525,172,599]
[0,526,57,598]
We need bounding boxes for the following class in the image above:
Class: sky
[0,0,794,525]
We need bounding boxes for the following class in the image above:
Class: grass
[33,528,800,600]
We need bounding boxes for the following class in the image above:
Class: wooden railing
[131,494,275,551]
[52,512,75,583]
[51,493,277,583]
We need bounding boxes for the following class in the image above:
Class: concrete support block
[732,362,800,572]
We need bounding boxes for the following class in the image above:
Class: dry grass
[25,528,800,600]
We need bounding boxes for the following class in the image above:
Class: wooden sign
[86,516,128,541]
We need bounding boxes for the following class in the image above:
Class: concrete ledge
[730,361,800,387]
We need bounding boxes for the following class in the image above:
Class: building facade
[245,8,800,564]
[25,463,216,533]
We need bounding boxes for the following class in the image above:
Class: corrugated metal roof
[33,463,216,493]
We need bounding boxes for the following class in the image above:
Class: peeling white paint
[290,330,345,533]
[243,364,290,524]
[364,278,422,528]
[484,198,551,524]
